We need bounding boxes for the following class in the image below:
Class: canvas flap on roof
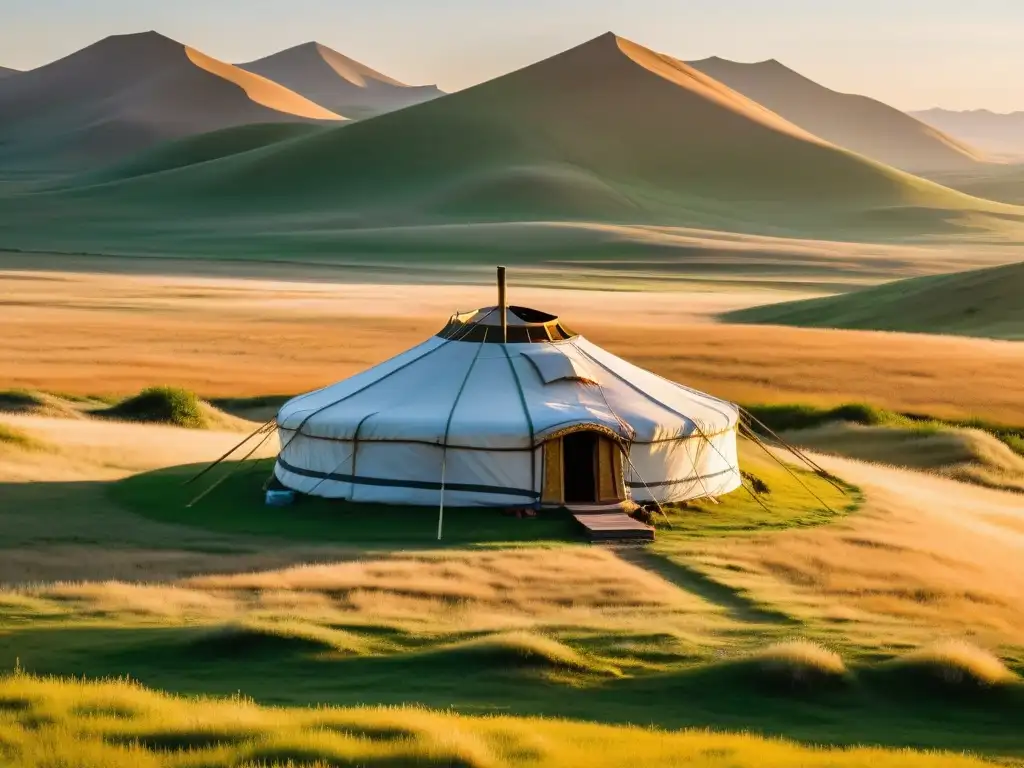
[520,346,597,385]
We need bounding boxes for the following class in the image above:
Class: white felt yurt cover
[275,304,741,508]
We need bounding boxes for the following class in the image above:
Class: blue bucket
[265,489,296,507]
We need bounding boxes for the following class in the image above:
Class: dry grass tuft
[442,631,617,676]
[0,389,84,419]
[98,386,253,431]
[891,641,1018,689]
[188,620,378,657]
[0,422,46,452]
[747,640,849,689]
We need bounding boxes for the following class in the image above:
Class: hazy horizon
[3,0,1024,112]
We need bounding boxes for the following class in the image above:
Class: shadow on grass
[110,459,581,548]
[617,549,796,624]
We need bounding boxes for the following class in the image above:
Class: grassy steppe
[2,266,1023,764]
[4,271,1024,423]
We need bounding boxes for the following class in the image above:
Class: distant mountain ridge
[688,56,987,171]
[0,66,19,78]
[6,30,1022,262]
[201,32,996,224]
[0,31,343,171]
[912,108,1024,157]
[239,42,444,119]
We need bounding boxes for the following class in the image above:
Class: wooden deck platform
[571,509,655,542]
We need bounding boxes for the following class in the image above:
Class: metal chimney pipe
[497,265,507,343]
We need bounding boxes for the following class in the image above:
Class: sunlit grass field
[6,671,1017,768]
[3,421,1024,764]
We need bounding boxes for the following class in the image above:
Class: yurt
[275,270,741,511]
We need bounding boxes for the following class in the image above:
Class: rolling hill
[724,260,1024,340]
[79,123,330,184]
[0,66,18,78]
[913,109,1024,157]
[239,42,443,119]
[2,33,1023,263]
[0,31,343,172]
[689,57,987,172]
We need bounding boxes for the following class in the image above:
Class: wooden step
[572,511,654,542]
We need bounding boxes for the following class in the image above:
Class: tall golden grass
[893,640,1019,687]
[0,673,1001,768]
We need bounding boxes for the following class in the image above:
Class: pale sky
[3,0,1023,111]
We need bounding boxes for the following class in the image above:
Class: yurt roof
[277,303,739,452]
[439,305,577,344]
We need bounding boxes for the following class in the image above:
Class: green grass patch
[99,386,209,429]
[654,446,859,539]
[110,458,579,547]
[110,442,859,548]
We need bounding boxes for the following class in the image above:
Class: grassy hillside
[3,33,1023,261]
[725,260,1024,339]
[689,57,986,172]
[77,122,327,183]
